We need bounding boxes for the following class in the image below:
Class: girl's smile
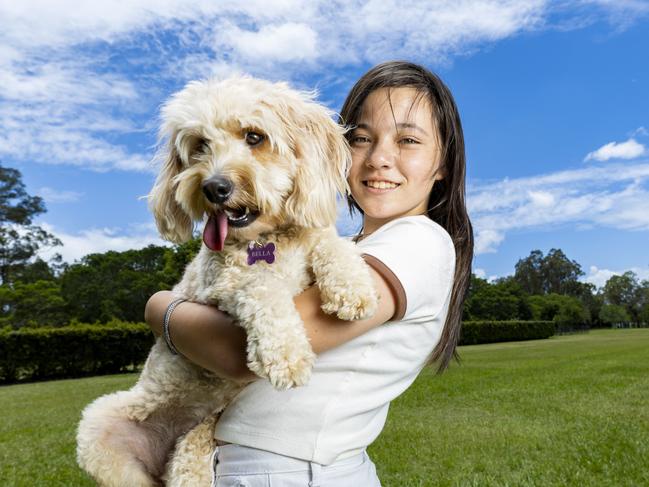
[363,180,401,192]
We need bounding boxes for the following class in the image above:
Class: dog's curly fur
[76,77,378,486]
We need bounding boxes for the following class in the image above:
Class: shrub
[459,320,555,346]
[1,319,558,383]
[0,321,154,383]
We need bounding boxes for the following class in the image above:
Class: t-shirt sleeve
[356,218,456,322]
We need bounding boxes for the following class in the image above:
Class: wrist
[163,298,187,355]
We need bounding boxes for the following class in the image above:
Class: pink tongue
[203,212,228,251]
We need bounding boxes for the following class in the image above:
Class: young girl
[146,60,473,486]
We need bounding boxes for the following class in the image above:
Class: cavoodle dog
[76,77,378,487]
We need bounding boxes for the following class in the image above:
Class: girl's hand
[144,290,254,381]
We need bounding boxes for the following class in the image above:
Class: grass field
[1,328,647,486]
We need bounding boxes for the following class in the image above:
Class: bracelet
[163,298,187,355]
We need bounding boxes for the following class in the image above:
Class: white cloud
[0,61,138,104]
[527,190,555,207]
[222,22,318,64]
[37,187,83,204]
[474,268,486,279]
[0,120,151,172]
[356,0,546,62]
[584,138,646,162]
[469,161,649,254]
[0,55,149,172]
[581,0,649,28]
[0,0,644,176]
[0,0,303,50]
[475,228,506,254]
[38,222,168,263]
[583,265,649,289]
[0,1,548,59]
[0,0,545,175]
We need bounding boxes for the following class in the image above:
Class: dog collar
[247,241,275,265]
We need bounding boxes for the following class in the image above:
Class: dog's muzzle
[202,176,233,204]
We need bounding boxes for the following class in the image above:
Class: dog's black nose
[202,176,234,204]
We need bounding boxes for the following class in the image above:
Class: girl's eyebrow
[396,122,429,135]
[354,122,429,136]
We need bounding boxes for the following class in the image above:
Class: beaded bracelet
[163,298,187,355]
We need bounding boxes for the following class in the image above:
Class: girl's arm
[144,267,396,382]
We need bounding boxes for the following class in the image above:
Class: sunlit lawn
[1,329,647,486]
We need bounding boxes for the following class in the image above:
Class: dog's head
[148,77,350,249]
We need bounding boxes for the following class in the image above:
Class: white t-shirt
[213,215,456,465]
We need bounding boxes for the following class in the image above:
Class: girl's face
[348,87,443,234]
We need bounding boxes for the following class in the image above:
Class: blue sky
[1,1,648,288]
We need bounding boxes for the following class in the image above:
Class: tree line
[2,162,648,329]
[464,250,648,329]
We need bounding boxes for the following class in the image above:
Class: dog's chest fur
[178,227,318,306]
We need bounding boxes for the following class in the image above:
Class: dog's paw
[248,341,315,390]
[321,282,379,321]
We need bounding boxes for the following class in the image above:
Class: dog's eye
[196,139,210,154]
[245,132,265,147]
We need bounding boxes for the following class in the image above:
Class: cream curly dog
[76,77,378,486]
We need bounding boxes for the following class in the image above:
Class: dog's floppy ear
[284,101,351,228]
[148,136,193,243]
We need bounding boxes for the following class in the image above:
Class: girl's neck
[361,213,425,236]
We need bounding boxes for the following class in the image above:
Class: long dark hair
[339,61,474,373]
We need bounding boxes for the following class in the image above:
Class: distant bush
[0,321,154,383]
[460,320,556,346]
[1,319,558,383]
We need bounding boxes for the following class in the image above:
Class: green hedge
[1,320,557,383]
[459,320,555,346]
[0,321,154,384]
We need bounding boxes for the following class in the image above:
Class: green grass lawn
[1,329,647,486]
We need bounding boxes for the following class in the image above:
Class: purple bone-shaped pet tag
[247,242,276,265]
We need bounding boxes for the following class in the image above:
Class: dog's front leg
[310,231,379,321]
[219,282,315,390]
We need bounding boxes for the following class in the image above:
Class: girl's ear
[284,102,351,228]
[148,137,193,243]
[434,164,447,181]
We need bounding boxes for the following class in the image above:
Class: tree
[0,162,61,285]
[639,280,649,325]
[463,275,531,321]
[639,303,649,326]
[59,243,198,324]
[602,271,642,323]
[602,271,638,306]
[568,281,601,324]
[580,289,605,327]
[599,304,631,327]
[553,297,590,330]
[513,248,584,296]
[528,293,589,326]
[0,280,67,328]
[160,238,202,286]
[492,276,533,320]
[541,249,584,295]
[513,249,544,295]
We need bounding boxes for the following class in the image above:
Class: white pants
[210,444,382,487]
